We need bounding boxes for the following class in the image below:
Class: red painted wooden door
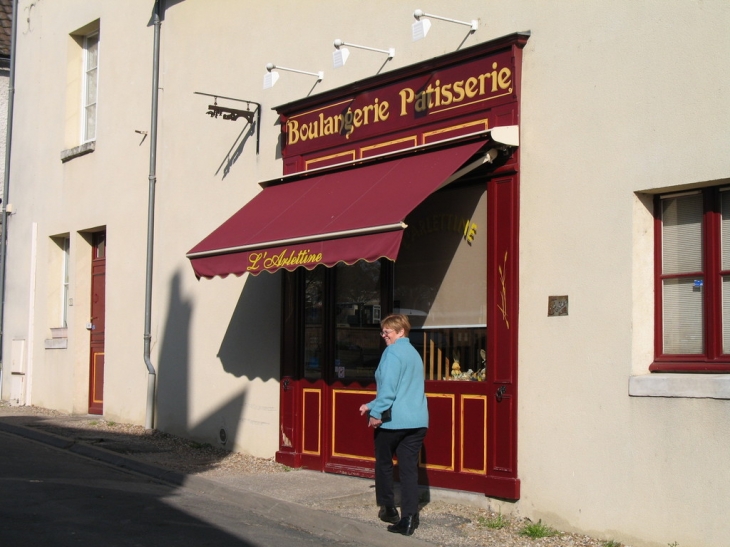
[88,232,106,415]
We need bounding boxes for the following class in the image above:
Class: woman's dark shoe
[378,506,400,524]
[387,514,419,536]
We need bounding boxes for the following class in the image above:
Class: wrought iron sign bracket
[194,92,261,154]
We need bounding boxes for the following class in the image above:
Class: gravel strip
[0,402,625,547]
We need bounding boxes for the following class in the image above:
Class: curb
[0,420,433,547]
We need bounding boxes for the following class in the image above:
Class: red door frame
[88,231,106,415]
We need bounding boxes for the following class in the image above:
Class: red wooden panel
[90,352,104,405]
[331,390,375,460]
[461,395,487,474]
[421,394,455,471]
[422,119,489,145]
[302,389,321,455]
[360,136,419,158]
[279,377,295,451]
[486,173,520,499]
[493,393,515,473]
[304,150,357,170]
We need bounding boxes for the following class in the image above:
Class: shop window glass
[304,267,324,380]
[334,261,382,381]
[395,183,487,380]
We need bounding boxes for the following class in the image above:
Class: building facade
[1,2,729,546]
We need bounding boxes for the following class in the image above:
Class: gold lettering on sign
[247,249,324,272]
[287,99,390,145]
[399,63,512,117]
[287,61,512,146]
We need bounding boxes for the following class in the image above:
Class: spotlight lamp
[332,39,395,68]
[263,63,324,90]
[412,9,478,41]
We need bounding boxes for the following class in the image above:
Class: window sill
[44,338,68,349]
[61,141,95,163]
[629,373,730,399]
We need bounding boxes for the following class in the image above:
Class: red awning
[187,141,486,278]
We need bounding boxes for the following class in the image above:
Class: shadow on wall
[155,268,281,450]
[217,271,281,381]
[215,120,257,180]
[155,271,193,436]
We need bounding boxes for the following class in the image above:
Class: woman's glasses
[380,329,395,337]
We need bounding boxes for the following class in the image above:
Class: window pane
[395,184,486,328]
[721,192,730,271]
[410,327,486,381]
[395,183,487,381]
[334,261,382,382]
[661,194,703,274]
[303,267,324,380]
[62,237,70,327]
[723,276,730,354]
[85,34,99,70]
[663,277,704,354]
[85,68,98,105]
[85,105,96,141]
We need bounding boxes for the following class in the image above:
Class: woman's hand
[360,404,382,427]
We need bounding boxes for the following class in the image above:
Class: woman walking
[359,314,429,536]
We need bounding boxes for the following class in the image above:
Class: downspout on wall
[0,0,18,395]
[143,0,162,429]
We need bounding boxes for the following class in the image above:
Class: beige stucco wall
[2,1,729,546]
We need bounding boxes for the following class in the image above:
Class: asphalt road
[0,431,364,546]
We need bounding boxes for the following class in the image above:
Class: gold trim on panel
[498,251,509,329]
[422,119,489,142]
[91,352,104,404]
[429,90,513,116]
[420,393,455,471]
[331,389,376,461]
[305,150,357,170]
[302,388,322,455]
[360,136,418,155]
[460,395,487,474]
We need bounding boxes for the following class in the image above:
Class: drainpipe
[143,0,162,430]
[0,0,18,394]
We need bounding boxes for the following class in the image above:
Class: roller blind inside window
[721,193,730,353]
[661,194,704,354]
[661,194,702,275]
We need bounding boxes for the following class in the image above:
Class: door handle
[282,378,291,392]
[496,385,506,402]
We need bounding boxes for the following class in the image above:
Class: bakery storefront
[188,32,528,500]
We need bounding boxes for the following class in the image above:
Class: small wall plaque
[548,295,568,317]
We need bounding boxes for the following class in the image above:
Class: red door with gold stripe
[88,231,106,415]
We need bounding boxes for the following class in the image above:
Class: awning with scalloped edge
[187,140,489,278]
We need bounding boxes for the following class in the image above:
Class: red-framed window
[652,187,730,372]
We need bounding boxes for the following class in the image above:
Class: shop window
[293,182,487,383]
[303,266,324,380]
[302,261,383,382]
[334,261,382,381]
[652,188,730,371]
[395,182,487,380]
